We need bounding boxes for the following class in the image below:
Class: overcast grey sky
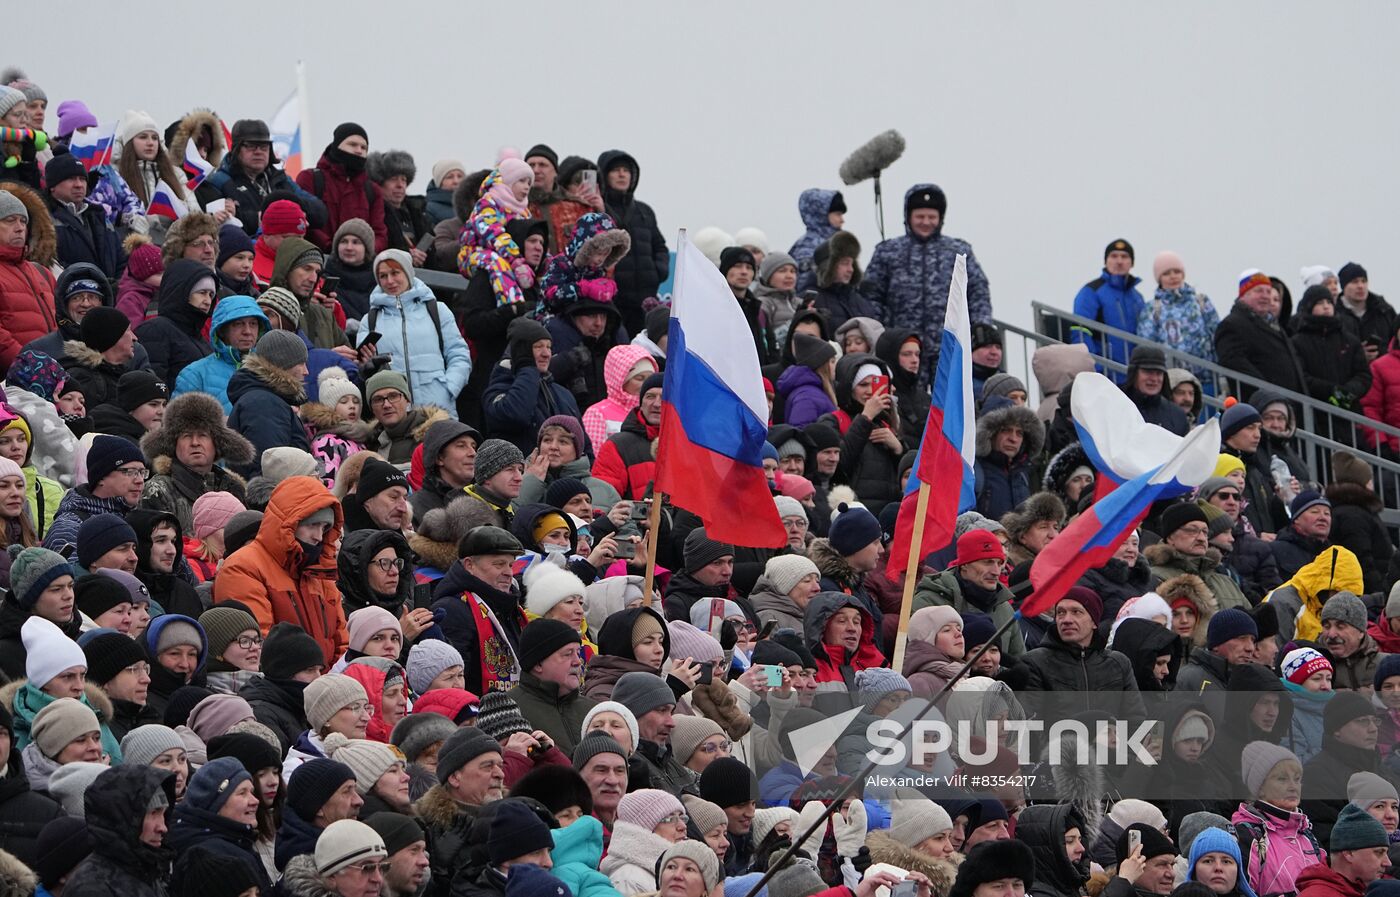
[13,1,1396,338]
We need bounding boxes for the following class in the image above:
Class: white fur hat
[524,563,587,618]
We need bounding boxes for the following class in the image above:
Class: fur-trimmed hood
[863,831,959,895]
[1143,541,1226,579]
[815,230,863,289]
[61,338,106,370]
[1325,480,1384,514]
[1155,572,1216,647]
[141,391,255,466]
[0,181,55,267]
[234,352,307,403]
[452,169,491,221]
[300,401,378,443]
[0,847,36,897]
[409,492,481,571]
[367,149,416,186]
[0,678,115,725]
[1000,492,1066,543]
[807,537,857,585]
[1042,442,1092,505]
[413,782,473,830]
[166,108,226,175]
[280,854,335,897]
[974,402,1044,461]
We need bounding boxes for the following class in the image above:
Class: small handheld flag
[182,140,213,190]
[148,181,188,221]
[68,122,116,172]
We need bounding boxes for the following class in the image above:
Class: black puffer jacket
[1022,626,1146,721]
[1224,521,1282,604]
[0,741,63,867]
[167,803,272,895]
[134,259,214,381]
[1270,527,1331,582]
[1108,617,1183,696]
[1018,803,1090,897]
[1292,312,1371,403]
[875,326,930,448]
[596,150,668,334]
[238,674,308,754]
[1081,555,1153,624]
[1326,481,1394,595]
[1213,301,1306,396]
[64,766,176,897]
[818,353,901,514]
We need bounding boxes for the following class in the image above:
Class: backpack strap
[365,300,444,355]
[312,169,325,198]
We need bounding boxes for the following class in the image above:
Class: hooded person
[336,528,423,623]
[1327,451,1393,596]
[138,614,208,720]
[139,391,253,534]
[580,344,658,450]
[1109,616,1185,698]
[213,476,347,668]
[816,352,903,514]
[482,316,582,455]
[803,591,884,710]
[516,417,622,513]
[582,606,671,701]
[1017,803,1091,897]
[874,326,931,445]
[788,188,844,274]
[171,295,269,414]
[62,765,176,897]
[132,259,215,382]
[812,231,880,331]
[974,400,1045,522]
[594,149,669,336]
[126,509,203,621]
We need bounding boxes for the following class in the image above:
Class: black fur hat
[140,391,254,467]
[949,839,1036,897]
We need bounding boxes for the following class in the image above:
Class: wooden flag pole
[889,482,931,673]
[641,490,665,607]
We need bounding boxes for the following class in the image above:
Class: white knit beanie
[315,819,387,876]
[22,616,86,689]
[305,674,369,731]
[323,733,404,795]
[580,701,639,753]
[764,554,819,596]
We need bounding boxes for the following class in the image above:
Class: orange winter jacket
[213,476,348,665]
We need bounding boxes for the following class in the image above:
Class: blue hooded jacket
[1070,269,1145,382]
[789,188,842,271]
[174,296,269,412]
[356,277,472,414]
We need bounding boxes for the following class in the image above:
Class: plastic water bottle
[1271,456,1297,509]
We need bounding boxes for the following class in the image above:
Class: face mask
[297,539,323,564]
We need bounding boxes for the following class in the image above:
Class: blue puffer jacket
[173,296,269,413]
[1071,269,1144,382]
[862,184,993,384]
[788,187,841,271]
[356,279,471,416]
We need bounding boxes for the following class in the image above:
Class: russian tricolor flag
[68,122,116,172]
[655,234,786,548]
[1024,374,1220,617]
[147,181,188,221]
[183,140,213,189]
[886,254,977,579]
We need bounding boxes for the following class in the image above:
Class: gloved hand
[509,339,537,373]
[578,277,618,303]
[794,801,830,852]
[513,261,535,289]
[831,799,867,857]
[850,846,873,875]
[566,344,591,370]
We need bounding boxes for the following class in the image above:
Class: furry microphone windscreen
[839,129,907,185]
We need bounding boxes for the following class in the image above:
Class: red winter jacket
[1361,346,1400,453]
[1295,861,1365,897]
[593,409,660,500]
[0,243,58,372]
[296,156,388,254]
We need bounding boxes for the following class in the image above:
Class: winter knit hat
[1160,502,1209,538]
[55,99,99,137]
[431,159,466,186]
[82,629,146,684]
[855,667,913,704]
[48,762,108,816]
[184,756,252,814]
[523,563,587,618]
[427,723,499,780]
[571,731,628,770]
[474,439,525,485]
[323,733,404,795]
[475,691,534,742]
[254,329,308,370]
[260,447,319,483]
[829,503,883,555]
[580,702,639,752]
[287,758,358,822]
[155,619,204,654]
[365,369,412,403]
[186,694,256,742]
[261,622,327,680]
[773,495,807,522]
[116,370,167,412]
[79,306,131,353]
[207,731,284,776]
[120,724,185,767]
[752,806,799,846]
[1206,608,1257,649]
[346,606,401,652]
[888,797,953,848]
[406,640,465,695]
[667,621,723,664]
[256,286,302,329]
[305,674,370,731]
[314,819,387,876]
[765,554,819,596]
[517,618,582,672]
[317,369,361,411]
[1349,771,1400,810]
[390,713,457,763]
[1282,647,1332,685]
[1153,250,1186,282]
[1240,741,1300,797]
[128,239,165,280]
[791,333,837,371]
[681,795,728,836]
[487,798,553,865]
[192,492,245,540]
[22,616,86,688]
[261,200,308,237]
[618,788,687,831]
[1326,691,1378,736]
[1220,403,1262,441]
[215,224,255,269]
[1377,654,1400,691]
[683,527,734,573]
[75,513,138,569]
[31,698,100,760]
[1321,590,1368,633]
[659,840,722,892]
[698,756,756,809]
[334,218,375,255]
[374,248,415,284]
[1115,824,1177,865]
[544,477,590,510]
[84,434,144,489]
[1332,802,1391,852]
[907,605,963,644]
[612,671,676,720]
[670,715,725,764]
[199,605,261,659]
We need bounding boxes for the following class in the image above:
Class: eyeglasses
[236,635,263,650]
[123,662,152,676]
[658,812,689,825]
[115,466,149,480]
[188,237,217,250]
[371,392,406,406]
[1213,492,1241,501]
[1178,525,1210,537]
[728,618,757,634]
[344,701,376,717]
[698,740,732,755]
[371,557,406,572]
[345,861,390,876]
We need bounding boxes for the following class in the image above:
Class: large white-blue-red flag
[147,181,188,221]
[269,89,304,179]
[885,254,976,580]
[655,233,786,547]
[68,121,116,172]
[1024,373,1220,616]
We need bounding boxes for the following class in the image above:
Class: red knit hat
[1058,586,1103,625]
[261,199,308,237]
[951,529,1004,567]
[1238,272,1272,299]
[126,241,164,280]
